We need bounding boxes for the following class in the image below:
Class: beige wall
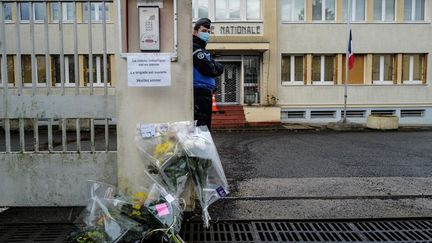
[277,0,432,109]
[116,0,193,195]
[244,106,281,122]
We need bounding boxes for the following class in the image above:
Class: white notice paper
[128,53,171,87]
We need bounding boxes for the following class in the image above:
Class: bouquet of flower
[135,121,229,229]
[69,181,185,243]
[177,126,230,228]
[135,122,194,197]
[69,181,140,243]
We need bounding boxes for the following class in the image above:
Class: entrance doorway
[215,62,241,105]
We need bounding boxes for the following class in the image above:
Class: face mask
[198,32,210,43]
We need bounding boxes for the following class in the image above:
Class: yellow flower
[132,191,148,208]
[153,140,175,161]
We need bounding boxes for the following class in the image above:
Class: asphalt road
[213,130,432,179]
[207,130,432,220]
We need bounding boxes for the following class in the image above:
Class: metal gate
[215,62,241,105]
[0,0,117,206]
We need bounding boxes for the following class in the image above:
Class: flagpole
[343,0,352,123]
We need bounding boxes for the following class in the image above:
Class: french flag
[348,30,354,70]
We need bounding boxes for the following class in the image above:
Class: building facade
[193,0,432,126]
[278,0,432,125]
[192,0,281,124]
[0,2,117,91]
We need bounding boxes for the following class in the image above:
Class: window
[281,55,304,85]
[372,55,394,84]
[52,55,76,87]
[192,0,208,19]
[312,0,335,21]
[404,0,425,21]
[84,55,111,86]
[3,3,13,22]
[343,0,365,21]
[22,55,47,86]
[216,0,240,20]
[281,0,305,22]
[20,2,45,22]
[374,0,395,21]
[342,54,365,84]
[51,3,75,22]
[312,55,335,84]
[402,54,424,84]
[83,3,110,22]
[0,55,15,86]
[247,0,261,19]
[243,56,260,104]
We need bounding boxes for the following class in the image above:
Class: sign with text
[127,53,171,87]
[193,22,264,36]
[137,0,163,8]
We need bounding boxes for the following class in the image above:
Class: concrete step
[212,106,246,129]
[212,115,247,120]
[212,123,247,129]
[216,105,244,111]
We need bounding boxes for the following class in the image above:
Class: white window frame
[83,2,110,22]
[372,55,394,85]
[246,0,262,20]
[281,0,306,22]
[215,0,241,20]
[0,56,15,87]
[3,3,14,23]
[312,56,334,85]
[87,56,110,87]
[19,2,45,23]
[374,0,395,22]
[54,56,76,87]
[192,0,209,20]
[282,55,304,86]
[193,0,262,22]
[344,0,366,22]
[403,55,423,84]
[23,55,47,88]
[51,3,75,23]
[312,0,336,21]
[404,0,425,21]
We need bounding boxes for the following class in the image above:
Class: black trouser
[194,88,213,131]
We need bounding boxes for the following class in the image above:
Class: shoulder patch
[197,52,205,60]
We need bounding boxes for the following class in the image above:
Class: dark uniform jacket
[193,35,224,91]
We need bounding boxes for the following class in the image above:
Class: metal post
[34,118,39,152]
[15,2,23,95]
[343,0,352,123]
[103,0,108,97]
[90,118,95,152]
[88,0,94,95]
[30,2,37,95]
[0,1,8,92]
[76,118,81,152]
[74,1,80,95]
[62,118,67,152]
[19,118,25,153]
[59,1,65,95]
[48,118,53,152]
[0,2,11,153]
[44,2,51,95]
